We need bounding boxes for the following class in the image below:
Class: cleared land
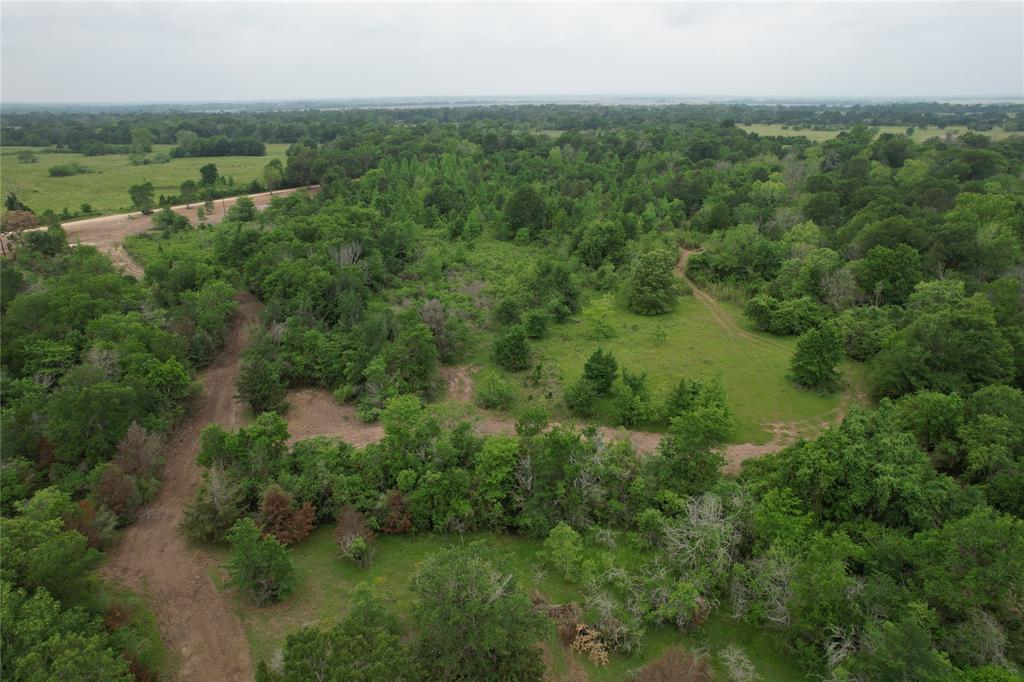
[738,123,1019,142]
[100,293,261,682]
[225,528,806,682]
[531,287,860,446]
[0,143,290,215]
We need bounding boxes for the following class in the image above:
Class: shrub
[790,322,843,390]
[628,249,678,315]
[335,506,373,567]
[226,517,296,605]
[474,369,516,410]
[260,485,315,545]
[565,376,600,417]
[494,325,530,371]
[47,162,91,177]
[583,348,618,394]
[522,309,549,339]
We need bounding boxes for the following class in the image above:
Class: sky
[1,1,1022,104]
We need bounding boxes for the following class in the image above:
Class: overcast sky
[2,1,1022,103]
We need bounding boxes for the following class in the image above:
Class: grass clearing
[528,293,852,444]
[0,143,290,216]
[225,527,805,681]
[739,123,1019,142]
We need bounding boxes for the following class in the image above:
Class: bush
[47,162,91,177]
[790,322,843,390]
[628,249,678,315]
[522,309,549,339]
[227,196,257,222]
[565,376,599,417]
[474,369,516,410]
[494,325,530,371]
[226,517,296,605]
[583,348,618,394]
[260,485,315,545]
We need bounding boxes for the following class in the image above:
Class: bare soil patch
[101,293,261,682]
[284,388,384,448]
[46,185,319,277]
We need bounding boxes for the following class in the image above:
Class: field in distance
[0,143,290,216]
[738,123,1018,142]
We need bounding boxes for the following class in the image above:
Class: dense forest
[2,102,1023,681]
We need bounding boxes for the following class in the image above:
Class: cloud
[1,1,1021,103]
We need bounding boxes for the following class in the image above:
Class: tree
[505,185,547,239]
[263,159,285,194]
[871,280,1013,399]
[225,517,296,605]
[541,521,584,580]
[236,352,286,414]
[411,543,545,681]
[493,325,530,371]
[179,180,198,208]
[199,163,219,186]
[628,249,678,315]
[261,485,315,545]
[583,348,618,394]
[256,587,418,682]
[852,244,922,305]
[226,196,257,222]
[127,182,155,213]
[789,322,843,390]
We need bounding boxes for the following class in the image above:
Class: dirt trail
[101,293,261,682]
[676,249,790,352]
[284,376,794,472]
[28,185,319,278]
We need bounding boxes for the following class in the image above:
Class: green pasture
[739,123,1018,143]
[0,143,290,216]
[528,293,858,444]
[223,527,805,681]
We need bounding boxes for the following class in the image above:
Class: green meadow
[0,143,290,216]
[516,292,856,444]
[221,528,806,681]
[738,123,1019,143]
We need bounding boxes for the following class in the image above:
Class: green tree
[411,543,545,681]
[225,517,296,605]
[871,280,1013,399]
[227,196,257,222]
[541,521,584,580]
[789,322,843,391]
[199,163,219,186]
[493,325,530,371]
[628,249,678,315]
[505,185,547,239]
[583,348,618,394]
[179,180,198,208]
[263,159,285,194]
[257,586,418,682]
[236,351,286,414]
[127,181,155,213]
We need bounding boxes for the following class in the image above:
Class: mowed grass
[0,143,290,216]
[531,293,853,444]
[739,123,1019,143]
[224,527,806,681]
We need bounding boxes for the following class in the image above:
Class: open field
[529,293,859,444]
[0,143,290,216]
[739,123,1020,142]
[222,528,806,681]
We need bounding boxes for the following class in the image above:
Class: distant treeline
[2,102,1022,149]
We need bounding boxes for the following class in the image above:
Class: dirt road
[51,185,318,278]
[101,293,261,682]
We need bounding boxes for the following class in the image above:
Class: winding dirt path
[102,293,261,681]
[12,185,319,278]
[676,249,790,352]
